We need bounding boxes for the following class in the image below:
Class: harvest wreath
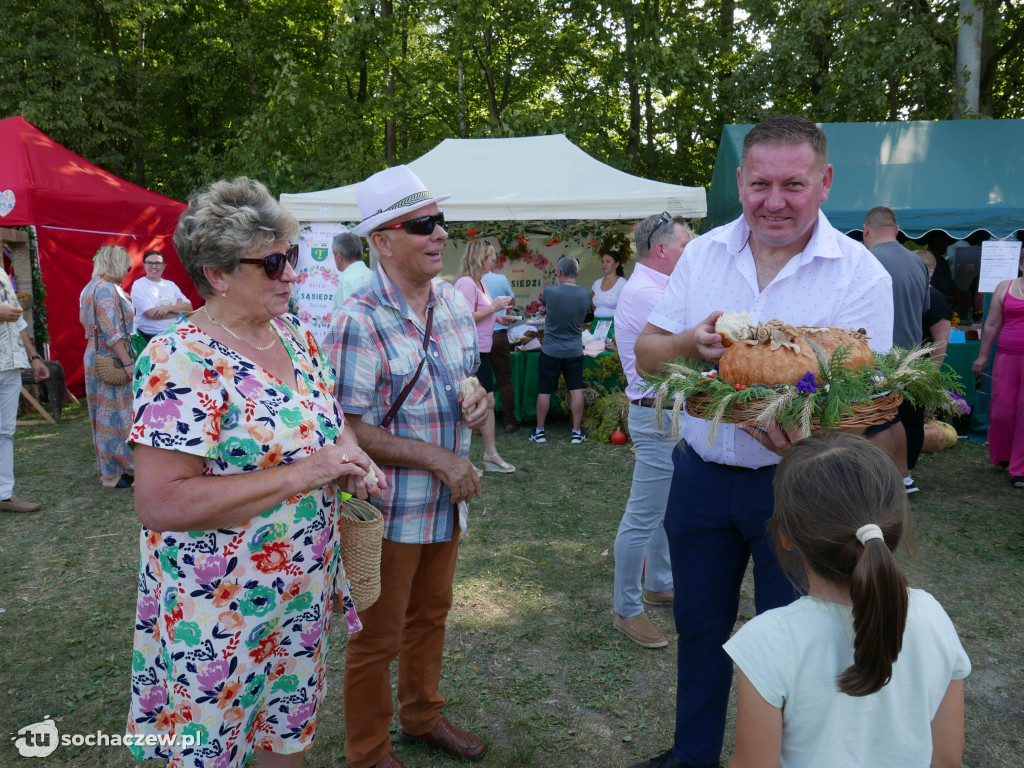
[641,314,963,445]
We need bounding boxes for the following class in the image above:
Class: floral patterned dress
[81,278,134,480]
[126,315,360,767]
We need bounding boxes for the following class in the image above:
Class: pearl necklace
[201,306,277,351]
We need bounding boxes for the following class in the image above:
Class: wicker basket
[684,390,903,431]
[338,497,384,612]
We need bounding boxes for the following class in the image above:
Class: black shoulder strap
[380,303,434,430]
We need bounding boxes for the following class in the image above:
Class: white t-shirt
[591,275,625,319]
[724,589,971,768]
[131,277,188,334]
[647,210,894,468]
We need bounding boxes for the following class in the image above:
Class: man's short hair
[864,206,898,232]
[332,232,363,263]
[918,249,937,271]
[741,115,828,171]
[556,256,579,278]
[634,214,693,260]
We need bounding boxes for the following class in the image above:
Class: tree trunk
[458,49,466,137]
[955,0,983,115]
[624,2,640,160]
[134,11,146,186]
[382,0,396,162]
[241,0,260,111]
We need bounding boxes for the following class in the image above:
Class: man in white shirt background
[130,250,192,341]
[611,212,692,650]
[332,231,372,315]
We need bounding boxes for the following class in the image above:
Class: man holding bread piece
[627,115,894,768]
[326,166,490,768]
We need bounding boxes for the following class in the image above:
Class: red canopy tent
[0,116,196,394]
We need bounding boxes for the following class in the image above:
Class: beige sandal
[483,453,516,473]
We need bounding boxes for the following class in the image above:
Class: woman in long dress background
[81,244,135,488]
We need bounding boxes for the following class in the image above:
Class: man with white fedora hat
[326,165,489,768]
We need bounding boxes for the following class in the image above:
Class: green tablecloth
[494,350,622,422]
[943,339,980,405]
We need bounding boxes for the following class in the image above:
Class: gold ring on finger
[341,453,350,463]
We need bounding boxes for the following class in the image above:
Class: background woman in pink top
[973,251,1024,488]
[456,241,516,473]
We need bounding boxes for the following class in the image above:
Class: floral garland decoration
[445,219,636,267]
[26,227,47,344]
[640,344,963,445]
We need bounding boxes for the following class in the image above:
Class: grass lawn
[0,403,1021,767]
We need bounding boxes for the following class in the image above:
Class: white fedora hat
[352,165,451,237]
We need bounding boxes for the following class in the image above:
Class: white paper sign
[978,240,1022,293]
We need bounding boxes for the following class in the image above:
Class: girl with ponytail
[724,433,970,768]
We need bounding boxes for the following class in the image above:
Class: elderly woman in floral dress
[126,177,383,768]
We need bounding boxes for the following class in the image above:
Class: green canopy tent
[707,119,1024,239]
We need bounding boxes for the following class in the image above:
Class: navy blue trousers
[665,445,798,767]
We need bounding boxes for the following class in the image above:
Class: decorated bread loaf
[716,314,873,387]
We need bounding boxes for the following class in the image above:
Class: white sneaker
[904,476,919,494]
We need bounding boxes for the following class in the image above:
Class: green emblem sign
[311,247,328,262]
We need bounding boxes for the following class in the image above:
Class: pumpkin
[922,422,947,453]
[931,420,959,449]
[610,428,628,445]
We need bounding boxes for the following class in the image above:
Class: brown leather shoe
[369,753,407,768]
[643,588,674,607]
[400,716,487,761]
[614,612,668,648]
[0,495,41,513]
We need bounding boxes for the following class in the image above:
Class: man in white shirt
[611,212,692,649]
[628,115,894,768]
[332,231,372,314]
[130,250,192,341]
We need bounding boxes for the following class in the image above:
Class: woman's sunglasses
[238,243,299,280]
[374,212,446,236]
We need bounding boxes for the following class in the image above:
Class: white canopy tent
[279,134,707,222]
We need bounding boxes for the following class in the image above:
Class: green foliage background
[3,0,1023,201]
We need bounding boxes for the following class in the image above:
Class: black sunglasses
[238,243,299,280]
[645,211,673,251]
[375,212,446,236]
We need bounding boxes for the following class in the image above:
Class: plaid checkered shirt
[324,265,479,544]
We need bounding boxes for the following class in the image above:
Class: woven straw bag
[338,497,384,612]
[94,355,130,386]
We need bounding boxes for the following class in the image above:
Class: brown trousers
[490,329,516,428]
[343,528,461,768]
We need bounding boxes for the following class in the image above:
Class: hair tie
[856,524,884,545]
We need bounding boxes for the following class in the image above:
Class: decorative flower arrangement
[641,344,964,444]
[946,390,972,416]
[444,219,640,265]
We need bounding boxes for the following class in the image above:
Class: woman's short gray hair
[174,177,299,298]
[92,244,132,280]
